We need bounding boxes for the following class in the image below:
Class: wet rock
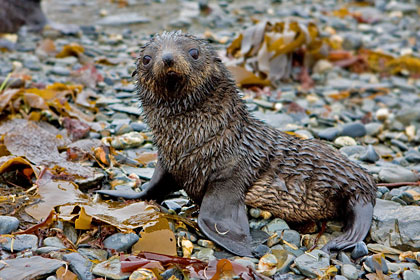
[341,264,358,280]
[130,268,157,280]
[131,122,148,132]
[313,59,333,74]
[334,136,357,147]
[43,237,66,249]
[386,261,418,273]
[263,218,290,233]
[108,104,142,116]
[92,256,131,280]
[282,230,301,247]
[36,246,63,254]
[359,145,379,163]
[253,244,271,258]
[78,248,108,261]
[96,13,150,26]
[371,199,420,250]
[160,267,185,280]
[338,251,352,264]
[391,139,408,151]
[63,222,78,244]
[124,167,155,180]
[194,247,215,261]
[403,269,420,280]
[365,122,382,136]
[63,252,94,280]
[334,276,348,280]
[340,145,366,158]
[318,127,340,141]
[351,242,369,259]
[253,111,294,130]
[107,132,145,149]
[50,66,71,76]
[1,234,38,252]
[341,122,366,138]
[363,255,388,274]
[257,253,278,276]
[0,215,19,234]
[342,33,363,50]
[103,232,139,252]
[294,249,330,278]
[378,165,419,183]
[0,256,64,280]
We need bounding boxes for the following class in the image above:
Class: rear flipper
[321,200,374,253]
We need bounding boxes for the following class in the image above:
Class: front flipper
[97,161,178,203]
[198,185,253,257]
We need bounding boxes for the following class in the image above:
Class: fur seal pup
[99,31,377,257]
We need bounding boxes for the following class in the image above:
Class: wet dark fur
[134,31,377,254]
[0,0,47,33]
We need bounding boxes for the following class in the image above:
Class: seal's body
[100,31,376,256]
[0,0,47,33]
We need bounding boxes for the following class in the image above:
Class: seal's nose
[162,53,174,67]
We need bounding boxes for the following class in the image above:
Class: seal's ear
[131,69,138,77]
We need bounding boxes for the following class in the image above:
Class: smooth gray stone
[92,256,130,279]
[43,237,66,249]
[341,264,358,280]
[1,234,38,252]
[103,233,139,252]
[371,199,420,250]
[294,249,330,278]
[0,216,19,234]
[96,13,150,26]
[379,165,419,183]
[63,253,94,280]
[0,256,64,280]
[341,122,366,138]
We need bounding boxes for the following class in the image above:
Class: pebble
[50,66,71,76]
[257,253,278,276]
[378,165,419,183]
[160,267,185,280]
[363,255,388,274]
[63,253,94,280]
[253,244,271,258]
[0,216,19,234]
[1,234,38,252]
[359,145,379,163]
[294,249,330,278]
[262,218,289,233]
[340,122,366,138]
[43,237,66,249]
[96,13,150,26]
[318,127,340,141]
[334,136,357,147]
[371,199,420,250]
[103,232,139,252]
[0,256,64,280]
[78,248,108,261]
[129,268,157,280]
[403,269,420,280]
[341,264,359,280]
[351,242,369,259]
[92,256,131,279]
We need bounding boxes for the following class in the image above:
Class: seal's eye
[142,55,152,65]
[189,48,199,60]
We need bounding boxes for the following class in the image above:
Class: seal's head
[134,31,223,101]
